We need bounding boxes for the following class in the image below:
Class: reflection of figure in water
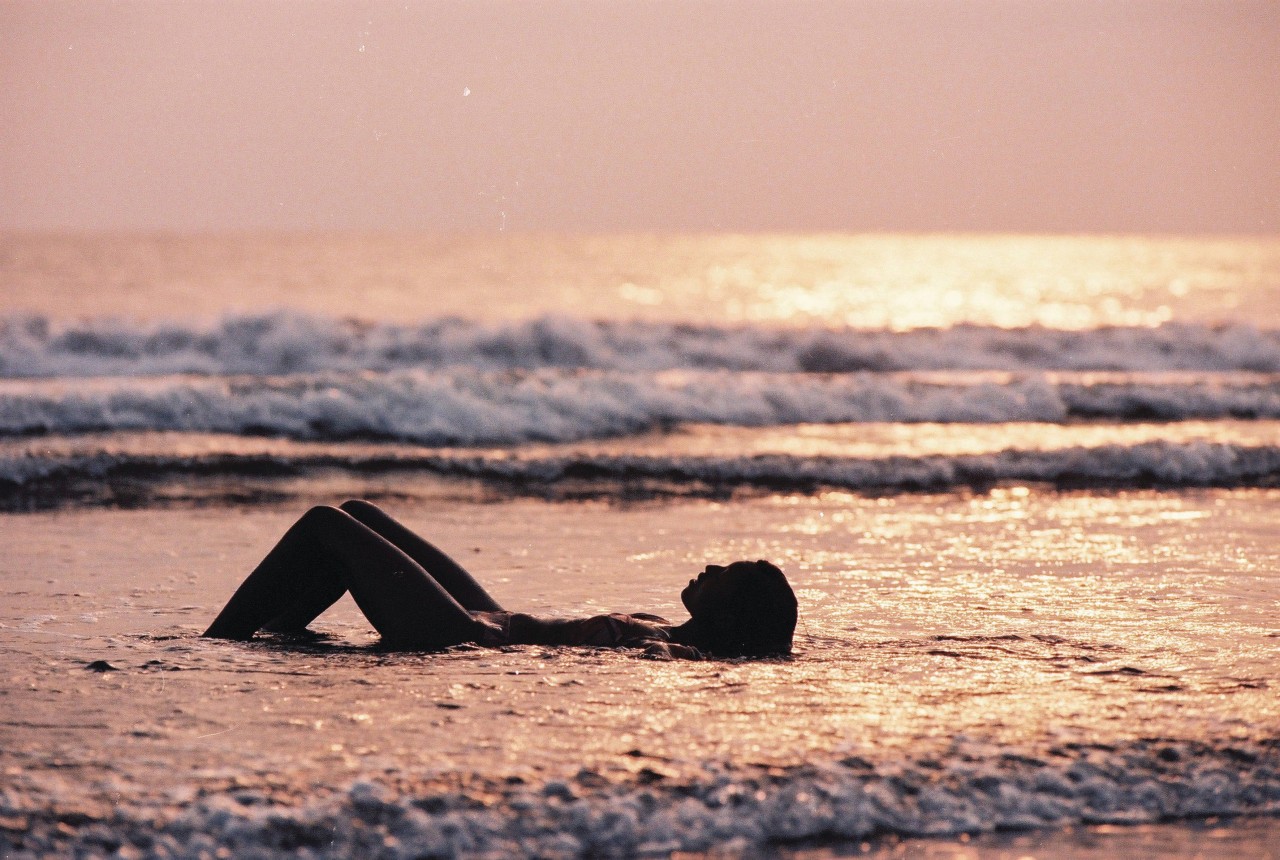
[205,500,797,660]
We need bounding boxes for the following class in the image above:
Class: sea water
[1,233,1278,857]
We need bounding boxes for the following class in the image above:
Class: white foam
[5,312,1280,377]
[5,740,1279,856]
[3,370,1279,444]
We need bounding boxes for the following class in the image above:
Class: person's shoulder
[609,613,671,640]
[607,615,704,659]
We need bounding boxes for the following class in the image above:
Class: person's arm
[505,613,702,658]
[504,613,588,645]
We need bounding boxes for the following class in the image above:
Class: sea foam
[4,312,1280,377]
[5,739,1278,857]
[3,369,1279,444]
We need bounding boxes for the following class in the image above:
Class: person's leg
[205,506,481,649]
[315,507,481,648]
[261,574,349,634]
[338,499,503,611]
[203,507,347,640]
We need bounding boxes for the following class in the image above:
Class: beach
[6,0,1279,850]
[3,487,1279,856]
[2,232,1279,856]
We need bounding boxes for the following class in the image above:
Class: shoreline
[3,490,1278,856]
[6,764,1280,859]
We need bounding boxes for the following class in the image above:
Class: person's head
[680,560,797,657]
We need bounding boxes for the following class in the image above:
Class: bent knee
[300,505,350,527]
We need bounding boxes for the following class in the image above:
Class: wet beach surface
[3,233,1279,854]
[2,490,1278,855]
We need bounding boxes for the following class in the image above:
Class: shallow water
[2,490,1278,855]
[2,231,1279,856]
[4,415,1280,515]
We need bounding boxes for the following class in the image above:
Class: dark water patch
[925,649,996,660]
[6,439,1280,512]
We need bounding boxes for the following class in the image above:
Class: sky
[1,0,1277,234]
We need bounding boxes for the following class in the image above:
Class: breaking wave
[3,369,1279,444]
[4,312,1280,377]
[6,739,1279,857]
[6,312,1279,504]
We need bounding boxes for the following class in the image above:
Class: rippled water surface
[2,232,1279,856]
[4,233,1278,327]
[3,492,1278,839]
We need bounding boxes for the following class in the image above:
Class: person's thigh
[338,499,503,612]
[312,507,481,649]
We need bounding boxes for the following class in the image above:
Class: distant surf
[6,311,1280,507]
[3,368,1278,443]
[4,312,1280,377]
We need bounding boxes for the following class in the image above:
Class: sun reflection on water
[4,233,1275,327]
[642,234,1275,330]
[686,486,1280,758]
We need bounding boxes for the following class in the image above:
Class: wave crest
[5,312,1280,377]
[4,370,1279,444]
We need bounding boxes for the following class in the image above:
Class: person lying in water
[204,500,797,660]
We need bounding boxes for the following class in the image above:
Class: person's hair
[697,560,797,657]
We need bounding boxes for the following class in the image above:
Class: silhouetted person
[204,500,797,660]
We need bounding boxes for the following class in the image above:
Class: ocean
[1,232,1278,857]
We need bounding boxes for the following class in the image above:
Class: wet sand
[2,492,1279,856]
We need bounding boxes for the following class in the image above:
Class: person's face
[681,561,755,617]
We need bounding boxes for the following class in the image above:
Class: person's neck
[667,618,709,648]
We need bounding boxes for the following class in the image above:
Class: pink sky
[2,0,1276,233]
